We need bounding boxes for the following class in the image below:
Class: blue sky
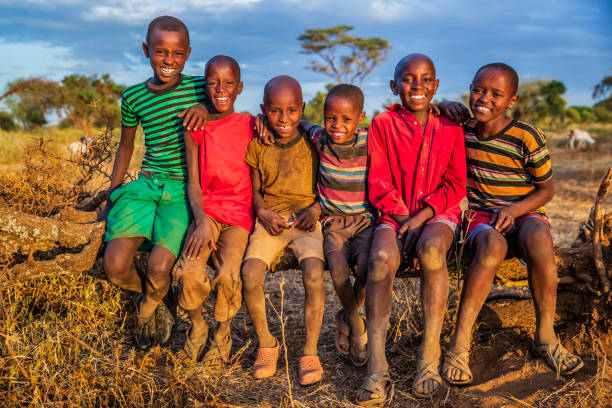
[1,0,611,116]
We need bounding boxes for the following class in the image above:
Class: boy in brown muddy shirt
[241,75,326,386]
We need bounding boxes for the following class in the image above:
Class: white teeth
[277,126,290,132]
[475,106,491,112]
[216,97,229,102]
[160,68,175,74]
[411,95,425,100]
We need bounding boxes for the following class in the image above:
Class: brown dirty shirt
[245,129,318,216]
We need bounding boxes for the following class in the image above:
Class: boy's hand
[178,104,208,131]
[491,207,516,234]
[184,217,217,260]
[255,114,275,145]
[293,203,321,232]
[438,101,471,124]
[428,103,441,116]
[398,217,425,260]
[257,208,290,235]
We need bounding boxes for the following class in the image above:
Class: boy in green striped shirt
[102,16,209,349]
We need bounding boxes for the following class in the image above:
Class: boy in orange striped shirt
[439,63,583,386]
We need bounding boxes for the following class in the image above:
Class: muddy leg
[302,257,325,356]
[103,237,146,293]
[242,259,275,348]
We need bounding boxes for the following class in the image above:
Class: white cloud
[82,0,261,24]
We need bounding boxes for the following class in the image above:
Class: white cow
[567,128,595,150]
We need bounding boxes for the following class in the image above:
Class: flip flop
[251,338,280,379]
[334,310,351,356]
[202,334,232,366]
[412,360,442,399]
[442,350,473,386]
[298,355,324,385]
[177,324,209,363]
[350,317,368,367]
[354,370,394,406]
[533,340,584,375]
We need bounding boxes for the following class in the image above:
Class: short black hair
[473,63,519,95]
[205,55,241,80]
[146,16,190,45]
[325,84,364,112]
[394,53,435,82]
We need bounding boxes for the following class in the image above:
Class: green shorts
[105,174,192,258]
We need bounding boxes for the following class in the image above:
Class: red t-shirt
[189,112,255,233]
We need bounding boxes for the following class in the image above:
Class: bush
[594,106,612,123]
[565,107,581,122]
[0,111,17,131]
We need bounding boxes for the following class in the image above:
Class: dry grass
[0,125,610,407]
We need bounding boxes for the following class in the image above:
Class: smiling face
[469,67,519,125]
[142,29,191,89]
[205,59,242,115]
[390,55,439,116]
[261,76,304,143]
[323,96,365,144]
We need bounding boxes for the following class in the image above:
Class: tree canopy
[298,25,390,87]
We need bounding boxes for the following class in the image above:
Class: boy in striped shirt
[301,84,374,368]
[102,16,209,349]
[438,63,583,386]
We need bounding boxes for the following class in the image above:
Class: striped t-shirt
[309,126,373,218]
[464,120,552,214]
[121,75,209,178]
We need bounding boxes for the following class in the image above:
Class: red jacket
[368,104,466,231]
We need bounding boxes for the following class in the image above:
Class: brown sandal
[334,310,351,356]
[202,335,232,366]
[177,324,209,363]
[298,355,324,385]
[251,338,280,379]
[442,350,473,386]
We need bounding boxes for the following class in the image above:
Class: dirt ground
[165,140,612,407]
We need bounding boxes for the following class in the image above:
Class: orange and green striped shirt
[464,120,552,214]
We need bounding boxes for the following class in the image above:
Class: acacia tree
[59,74,124,136]
[593,70,612,110]
[298,25,390,87]
[0,78,61,129]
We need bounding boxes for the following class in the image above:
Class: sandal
[335,310,351,356]
[355,370,394,406]
[412,361,442,399]
[202,334,232,366]
[251,338,280,379]
[533,340,584,375]
[442,350,473,386]
[155,288,177,345]
[133,294,156,350]
[350,317,368,367]
[177,324,209,363]
[298,355,324,385]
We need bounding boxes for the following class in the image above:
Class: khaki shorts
[244,219,324,268]
[322,214,374,264]
[174,216,248,322]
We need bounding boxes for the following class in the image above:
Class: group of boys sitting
[101,15,583,406]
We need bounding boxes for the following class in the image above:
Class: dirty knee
[416,239,447,271]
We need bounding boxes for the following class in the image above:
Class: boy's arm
[437,101,471,124]
[183,130,216,259]
[492,179,554,233]
[99,125,137,221]
[250,166,290,235]
[178,103,209,131]
[299,120,316,135]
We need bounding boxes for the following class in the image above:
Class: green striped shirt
[121,75,209,178]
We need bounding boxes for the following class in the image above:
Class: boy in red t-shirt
[174,55,255,365]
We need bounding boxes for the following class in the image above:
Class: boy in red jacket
[356,54,466,405]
